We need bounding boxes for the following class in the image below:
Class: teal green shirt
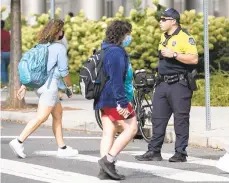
[124,63,134,102]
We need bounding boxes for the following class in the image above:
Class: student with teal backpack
[9,19,78,158]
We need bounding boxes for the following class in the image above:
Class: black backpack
[79,48,108,100]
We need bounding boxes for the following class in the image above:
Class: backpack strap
[100,50,108,83]
[93,48,108,107]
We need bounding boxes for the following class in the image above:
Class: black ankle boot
[98,168,110,180]
[98,156,125,180]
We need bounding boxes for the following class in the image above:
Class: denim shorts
[35,79,59,107]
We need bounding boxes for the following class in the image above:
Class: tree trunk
[6,0,25,108]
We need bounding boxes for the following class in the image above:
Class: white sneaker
[9,138,26,158]
[216,152,229,173]
[57,146,79,157]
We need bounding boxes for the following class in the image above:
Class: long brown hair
[37,19,64,44]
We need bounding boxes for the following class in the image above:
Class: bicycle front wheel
[138,91,154,143]
[95,110,103,130]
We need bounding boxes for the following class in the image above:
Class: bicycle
[95,69,156,143]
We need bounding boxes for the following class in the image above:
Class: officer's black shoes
[169,152,187,162]
[135,150,163,161]
[98,156,125,180]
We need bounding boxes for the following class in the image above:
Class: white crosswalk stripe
[121,151,217,167]
[1,158,117,183]
[0,136,101,139]
[33,150,229,182]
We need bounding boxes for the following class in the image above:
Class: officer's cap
[161,8,180,24]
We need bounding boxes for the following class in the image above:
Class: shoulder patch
[182,29,190,36]
[189,38,196,45]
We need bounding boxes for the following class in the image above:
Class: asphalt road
[1,121,229,183]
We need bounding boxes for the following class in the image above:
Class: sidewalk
[1,91,229,150]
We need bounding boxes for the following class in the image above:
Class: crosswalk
[1,149,229,183]
[1,134,229,183]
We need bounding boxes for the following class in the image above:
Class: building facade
[1,0,229,23]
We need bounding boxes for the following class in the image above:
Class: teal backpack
[18,43,53,88]
[124,63,134,102]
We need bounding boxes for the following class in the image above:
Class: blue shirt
[47,43,69,80]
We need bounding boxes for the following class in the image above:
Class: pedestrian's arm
[62,75,72,87]
[17,85,26,100]
[108,50,128,108]
[57,47,72,87]
[20,85,26,89]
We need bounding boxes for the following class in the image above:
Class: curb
[1,111,102,133]
[165,127,228,150]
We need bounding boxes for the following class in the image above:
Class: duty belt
[160,73,185,84]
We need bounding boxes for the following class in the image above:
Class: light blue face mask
[122,35,132,47]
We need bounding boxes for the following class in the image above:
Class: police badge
[172,41,176,46]
[189,38,196,45]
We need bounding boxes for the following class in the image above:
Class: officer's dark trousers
[148,80,192,155]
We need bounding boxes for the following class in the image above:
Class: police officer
[135,8,198,162]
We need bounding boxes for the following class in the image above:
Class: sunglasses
[160,18,174,22]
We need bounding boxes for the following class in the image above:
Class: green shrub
[192,73,229,106]
[2,5,229,106]
[2,5,228,73]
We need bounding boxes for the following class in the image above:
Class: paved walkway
[1,91,229,150]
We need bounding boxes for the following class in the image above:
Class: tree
[6,0,25,108]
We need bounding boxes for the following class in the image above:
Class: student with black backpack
[9,19,78,158]
[93,20,138,180]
